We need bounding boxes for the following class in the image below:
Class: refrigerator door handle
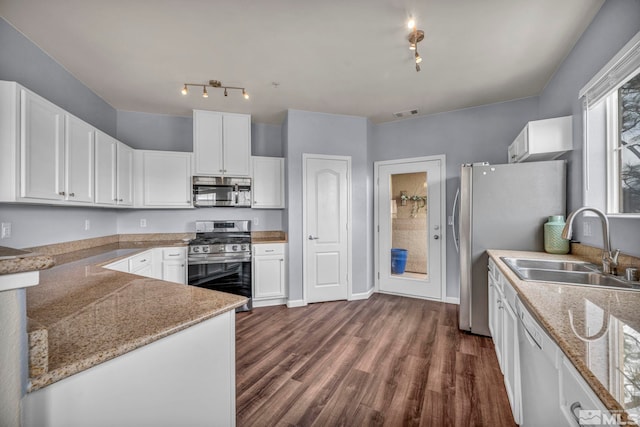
[451,187,460,253]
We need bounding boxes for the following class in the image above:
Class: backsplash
[571,243,640,274]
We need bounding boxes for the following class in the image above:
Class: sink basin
[501,257,597,272]
[500,257,639,291]
[515,268,638,289]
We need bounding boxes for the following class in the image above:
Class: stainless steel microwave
[192,176,251,207]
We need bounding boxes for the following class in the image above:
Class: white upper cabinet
[134,150,192,208]
[508,116,572,163]
[94,131,118,205]
[117,142,133,206]
[252,156,285,209]
[193,110,251,177]
[65,114,94,203]
[94,131,133,207]
[20,88,65,201]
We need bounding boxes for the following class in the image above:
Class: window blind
[579,31,640,109]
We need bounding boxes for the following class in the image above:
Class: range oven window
[188,261,251,310]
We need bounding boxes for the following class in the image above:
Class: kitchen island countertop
[26,240,247,391]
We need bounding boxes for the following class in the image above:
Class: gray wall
[371,97,539,299]
[285,109,370,300]
[117,111,193,152]
[0,18,116,136]
[537,0,640,257]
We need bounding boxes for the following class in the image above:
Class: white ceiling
[0,0,604,124]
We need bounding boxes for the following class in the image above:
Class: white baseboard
[445,296,460,305]
[253,298,287,308]
[350,287,375,301]
[286,299,307,308]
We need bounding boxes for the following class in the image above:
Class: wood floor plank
[236,293,516,427]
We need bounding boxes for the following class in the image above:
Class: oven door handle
[188,256,251,265]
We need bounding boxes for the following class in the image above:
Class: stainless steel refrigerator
[454,160,566,336]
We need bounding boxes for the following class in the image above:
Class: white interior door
[376,157,445,301]
[304,154,350,303]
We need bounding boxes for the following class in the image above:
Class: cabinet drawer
[128,251,152,272]
[253,243,285,256]
[162,247,186,260]
[560,356,610,426]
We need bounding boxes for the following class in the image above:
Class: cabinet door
[65,115,94,203]
[253,255,285,299]
[193,110,223,175]
[252,156,284,208]
[20,89,65,200]
[501,300,521,424]
[162,261,187,284]
[142,151,192,207]
[222,113,251,176]
[117,143,133,206]
[94,131,117,205]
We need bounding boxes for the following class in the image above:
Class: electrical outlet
[1,222,11,239]
[583,221,592,237]
[253,217,259,226]
[84,219,91,231]
[140,219,147,228]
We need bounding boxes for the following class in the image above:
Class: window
[582,31,640,216]
[606,71,640,213]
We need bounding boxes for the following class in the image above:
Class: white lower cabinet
[488,259,521,424]
[489,257,616,427]
[22,310,236,427]
[560,356,614,427]
[105,247,187,285]
[252,243,287,307]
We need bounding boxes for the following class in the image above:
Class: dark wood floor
[236,293,516,427]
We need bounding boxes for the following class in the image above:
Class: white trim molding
[350,287,375,301]
[445,296,460,305]
[286,299,307,308]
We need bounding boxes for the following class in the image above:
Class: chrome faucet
[561,207,620,275]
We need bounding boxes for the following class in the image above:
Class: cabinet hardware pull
[140,259,147,262]
[69,192,75,197]
[58,191,66,196]
[168,254,180,257]
[119,199,123,202]
[569,401,582,424]
[265,250,274,252]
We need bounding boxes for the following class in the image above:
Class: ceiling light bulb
[415,51,422,64]
[181,85,188,95]
[409,42,416,50]
[407,17,415,29]
[416,63,421,72]
[243,89,249,100]
[224,88,228,97]
[202,86,208,98]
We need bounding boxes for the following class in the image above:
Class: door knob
[308,235,319,240]
[434,235,440,240]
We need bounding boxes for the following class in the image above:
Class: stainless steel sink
[500,257,639,291]
[501,257,598,272]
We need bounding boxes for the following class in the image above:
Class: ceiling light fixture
[181,80,248,100]
[407,17,425,72]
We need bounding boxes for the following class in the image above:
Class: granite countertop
[26,240,247,392]
[0,246,55,275]
[252,230,288,243]
[488,249,640,422]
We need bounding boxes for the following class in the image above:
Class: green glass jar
[544,215,570,254]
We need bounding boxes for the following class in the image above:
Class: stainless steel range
[188,220,252,311]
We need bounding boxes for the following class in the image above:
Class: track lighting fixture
[407,17,425,72]
[181,80,249,100]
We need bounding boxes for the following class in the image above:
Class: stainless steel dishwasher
[516,297,565,426]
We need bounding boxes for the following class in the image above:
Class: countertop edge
[486,250,627,418]
[27,297,246,392]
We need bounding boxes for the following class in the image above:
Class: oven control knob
[242,244,248,251]
[193,246,200,253]
[232,245,238,251]
[202,246,210,253]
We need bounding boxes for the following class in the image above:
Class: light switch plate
[1,222,11,239]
